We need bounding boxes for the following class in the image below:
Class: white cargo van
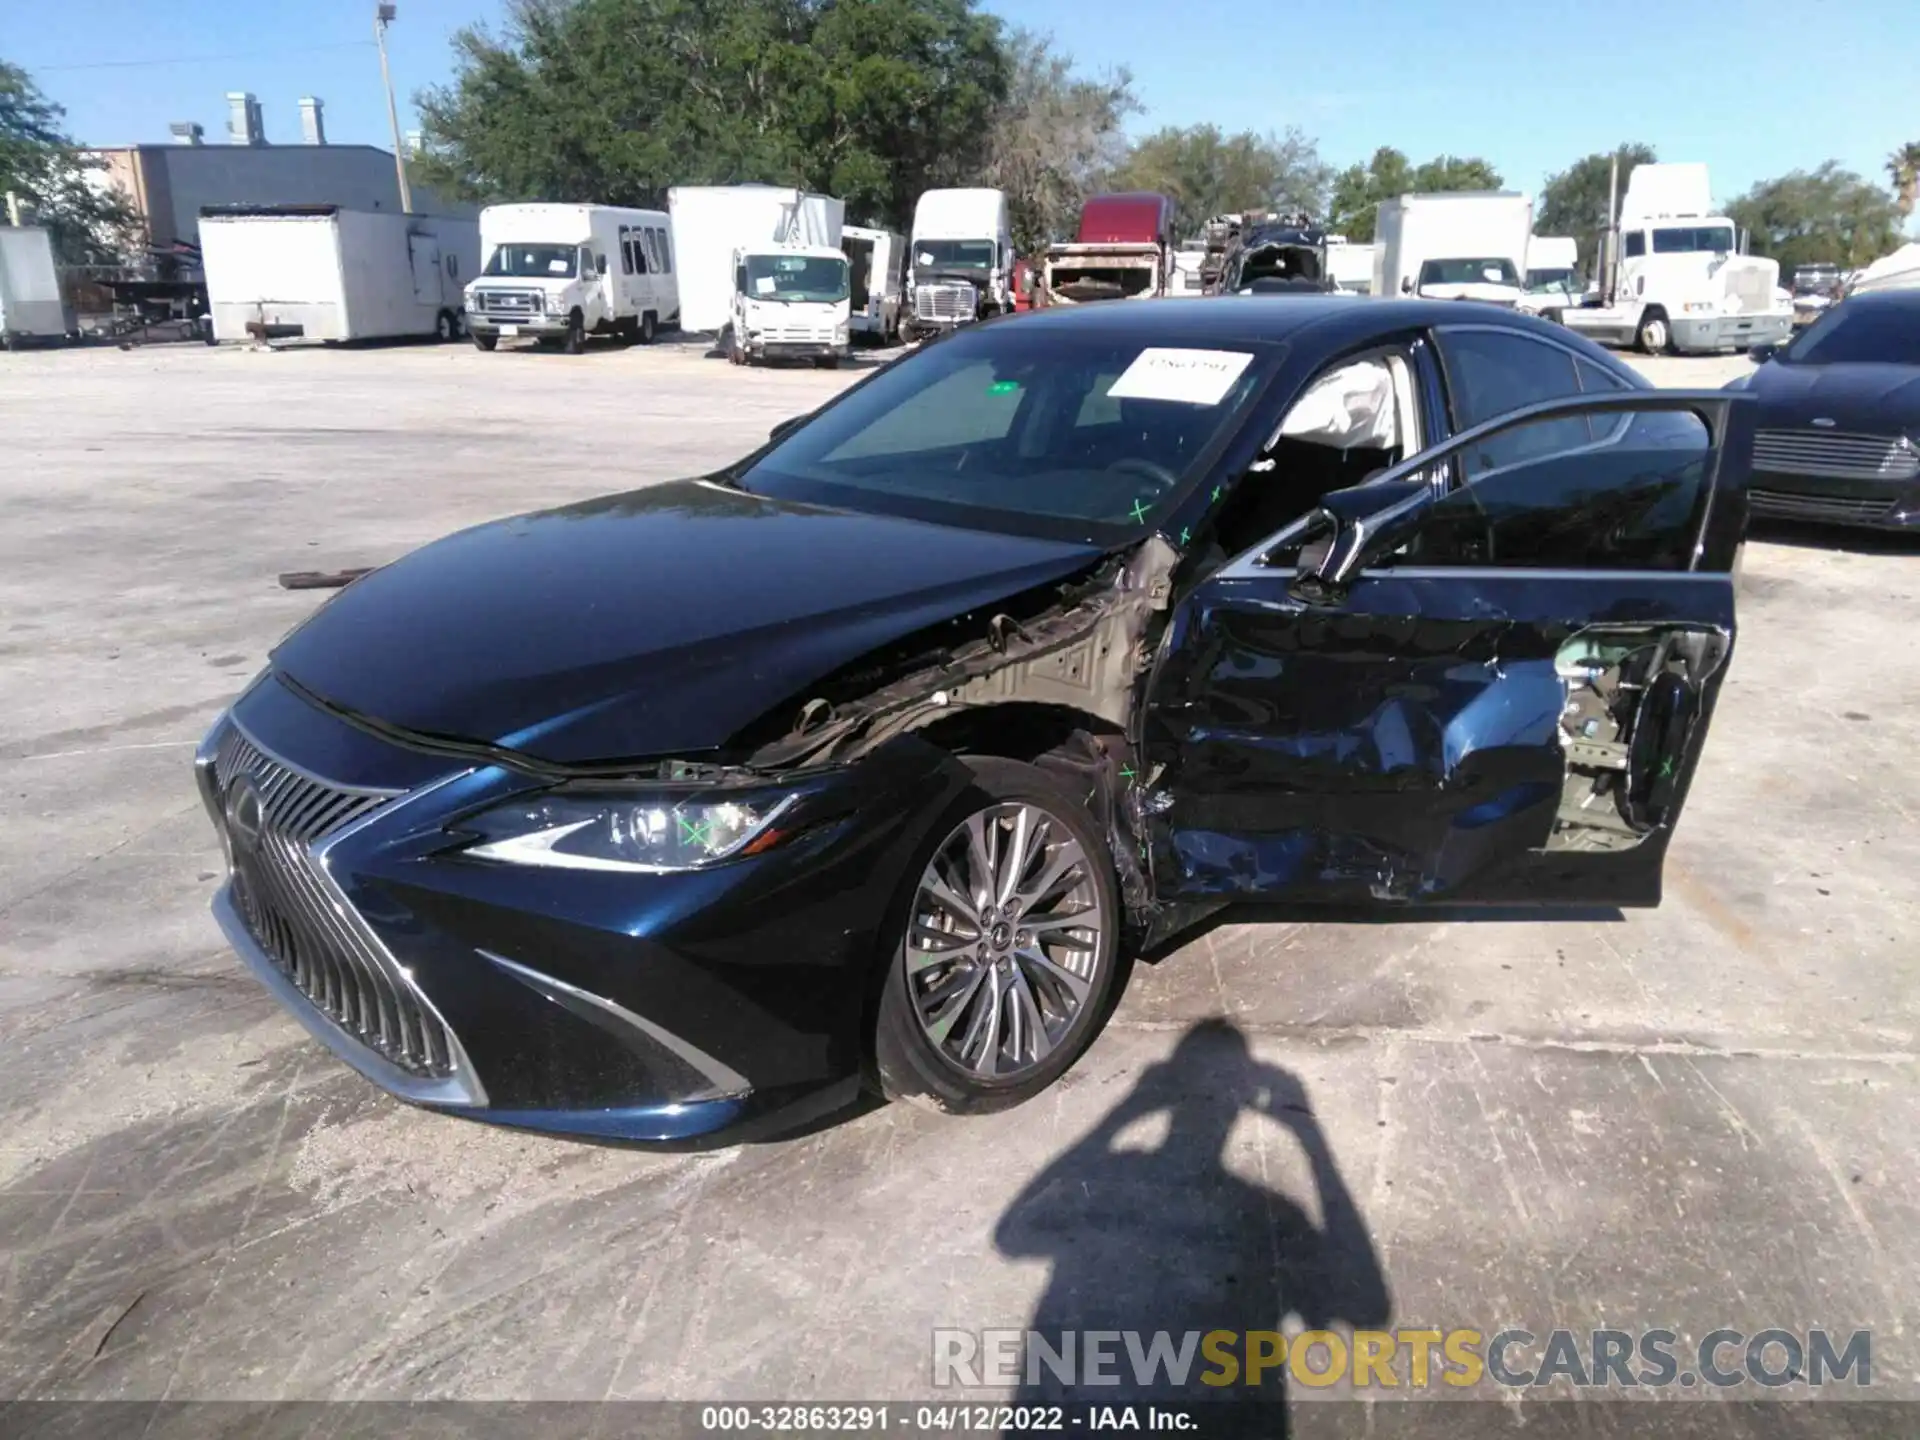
[842,224,904,342]
[1325,238,1378,295]
[1373,192,1532,306]
[724,244,851,366]
[905,188,1012,340]
[465,204,678,353]
[0,225,69,347]
[669,186,845,335]
[1518,234,1583,317]
[1561,163,1790,354]
[200,207,479,345]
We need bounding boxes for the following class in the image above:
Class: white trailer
[465,203,679,352]
[0,226,71,346]
[1373,192,1532,306]
[1517,234,1583,317]
[1325,238,1378,295]
[1560,163,1790,354]
[841,224,904,342]
[201,207,480,345]
[668,186,845,335]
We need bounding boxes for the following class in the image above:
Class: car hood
[1741,362,1920,429]
[270,480,1105,765]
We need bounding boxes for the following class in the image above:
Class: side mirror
[1399,277,1414,295]
[769,414,807,441]
[1747,342,1782,364]
[1288,479,1433,599]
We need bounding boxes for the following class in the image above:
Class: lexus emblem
[1810,417,1837,428]
[225,774,265,851]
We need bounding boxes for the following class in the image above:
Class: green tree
[0,60,139,265]
[1726,162,1904,272]
[1109,124,1330,240]
[975,30,1138,254]
[414,0,1007,229]
[1536,143,1657,272]
[1887,140,1920,221]
[1327,147,1504,240]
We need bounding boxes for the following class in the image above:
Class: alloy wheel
[904,802,1106,1081]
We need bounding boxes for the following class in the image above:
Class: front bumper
[466,314,570,339]
[197,672,967,1143]
[746,338,847,360]
[1670,311,1791,353]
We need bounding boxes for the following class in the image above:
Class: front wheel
[639,311,657,345]
[873,756,1124,1115]
[1636,310,1671,354]
[563,311,586,355]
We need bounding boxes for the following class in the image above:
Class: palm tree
[1888,141,1920,220]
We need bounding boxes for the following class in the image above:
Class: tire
[814,353,840,369]
[872,756,1125,1116]
[563,311,586,355]
[433,310,455,342]
[472,332,497,351]
[1636,310,1671,355]
[639,311,657,345]
[1542,308,1565,327]
[726,326,746,366]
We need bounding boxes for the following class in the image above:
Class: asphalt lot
[2,332,1917,1418]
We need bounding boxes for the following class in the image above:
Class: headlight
[834,321,850,343]
[463,792,799,873]
[545,292,569,315]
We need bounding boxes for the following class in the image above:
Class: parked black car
[197,299,1754,1144]
[1731,289,1920,530]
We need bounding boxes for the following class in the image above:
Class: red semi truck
[1041,192,1176,305]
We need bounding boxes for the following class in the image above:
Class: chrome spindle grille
[1752,430,1920,482]
[212,726,455,1079]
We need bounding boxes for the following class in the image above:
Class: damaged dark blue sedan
[197,299,1755,1143]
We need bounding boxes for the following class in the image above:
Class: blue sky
[9,0,1917,212]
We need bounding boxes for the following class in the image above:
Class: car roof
[990,296,1637,370]
[1841,287,1920,310]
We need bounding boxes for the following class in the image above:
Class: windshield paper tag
[1107,348,1254,406]
[753,276,776,295]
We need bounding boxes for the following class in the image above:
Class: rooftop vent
[298,96,326,146]
[169,121,205,146]
[225,91,265,146]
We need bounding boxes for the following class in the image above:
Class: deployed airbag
[1275,359,1397,450]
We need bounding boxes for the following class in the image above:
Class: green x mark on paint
[1658,756,1676,778]
[1211,484,1224,503]
[1119,763,1138,783]
[676,813,714,848]
[988,380,1021,396]
[1179,526,1191,545]
[1129,498,1151,524]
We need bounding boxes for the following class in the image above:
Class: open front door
[1142,389,1753,908]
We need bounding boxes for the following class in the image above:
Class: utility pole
[374,3,413,214]
[1603,151,1620,302]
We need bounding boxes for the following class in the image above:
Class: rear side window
[1437,328,1589,476]
[1401,406,1713,572]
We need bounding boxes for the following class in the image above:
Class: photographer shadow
[993,1020,1391,1435]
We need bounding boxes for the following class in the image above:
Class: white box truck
[1561,163,1790,354]
[1325,238,1378,295]
[669,185,845,335]
[1517,234,1583,318]
[465,204,679,353]
[0,225,71,347]
[723,243,851,366]
[904,188,1013,340]
[842,224,904,343]
[1373,192,1532,306]
[201,207,479,345]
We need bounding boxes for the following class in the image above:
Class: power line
[31,40,375,74]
